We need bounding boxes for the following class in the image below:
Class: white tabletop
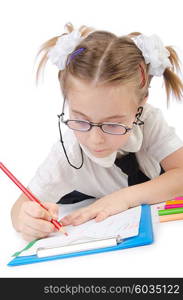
[1,178,183,278]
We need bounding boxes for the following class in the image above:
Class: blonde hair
[35,22,183,104]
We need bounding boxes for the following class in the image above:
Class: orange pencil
[166,200,183,205]
[159,213,183,223]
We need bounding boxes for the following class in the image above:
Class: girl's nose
[88,126,105,144]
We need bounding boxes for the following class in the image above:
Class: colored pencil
[0,162,68,236]
[165,204,183,209]
[166,200,183,205]
[173,196,183,200]
[158,207,183,216]
[159,213,183,223]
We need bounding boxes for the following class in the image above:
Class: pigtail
[34,22,94,86]
[34,23,74,85]
[79,25,95,38]
[34,35,65,85]
[163,46,183,103]
[129,32,183,104]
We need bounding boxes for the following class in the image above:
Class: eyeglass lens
[66,120,127,134]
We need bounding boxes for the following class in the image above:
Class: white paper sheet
[17,199,141,256]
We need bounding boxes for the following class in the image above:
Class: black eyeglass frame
[60,118,133,135]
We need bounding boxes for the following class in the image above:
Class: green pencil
[158,207,183,216]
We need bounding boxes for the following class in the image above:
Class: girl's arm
[61,147,183,226]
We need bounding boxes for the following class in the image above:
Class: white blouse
[27,103,183,203]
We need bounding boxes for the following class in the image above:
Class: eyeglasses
[57,97,144,136]
[59,117,133,135]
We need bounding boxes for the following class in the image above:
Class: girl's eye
[106,124,118,128]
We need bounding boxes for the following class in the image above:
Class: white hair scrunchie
[131,34,172,76]
[47,28,172,76]
[47,29,84,70]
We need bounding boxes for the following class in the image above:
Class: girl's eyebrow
[71,109,127,120]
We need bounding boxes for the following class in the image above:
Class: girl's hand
[60,190,131,226]
[18,201,59,241]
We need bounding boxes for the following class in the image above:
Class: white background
[0,0,183,277]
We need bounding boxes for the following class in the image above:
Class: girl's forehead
[67,77,137,102]
[66,96,137,123]
[66,82,138,116]
[67,75,135,96]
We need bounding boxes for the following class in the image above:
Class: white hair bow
[47,29,84,70]
[131,34,172,76]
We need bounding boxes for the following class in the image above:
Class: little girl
[11,23,183,241]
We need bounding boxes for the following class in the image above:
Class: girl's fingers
[60,215,77,225]
[94,209,110,222]
[23,223,50,239]
[25,214,55,233]
[22,233,37,242]
[60,210,81,225]
[19,213,55,240]
[43,202,59,219]
[61,207,97,226]
[71,211,94,225]
[20,201,60,241]
[61,203,112,225]
[22,201,51,221]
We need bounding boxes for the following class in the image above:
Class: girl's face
[66,76,144,158]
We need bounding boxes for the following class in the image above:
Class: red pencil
[0,162,68,236]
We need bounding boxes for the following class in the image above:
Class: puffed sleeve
[142,105,183,163]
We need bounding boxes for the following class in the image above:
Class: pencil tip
[59,226,68,236]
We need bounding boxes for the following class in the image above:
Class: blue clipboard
[8,204,153,266]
